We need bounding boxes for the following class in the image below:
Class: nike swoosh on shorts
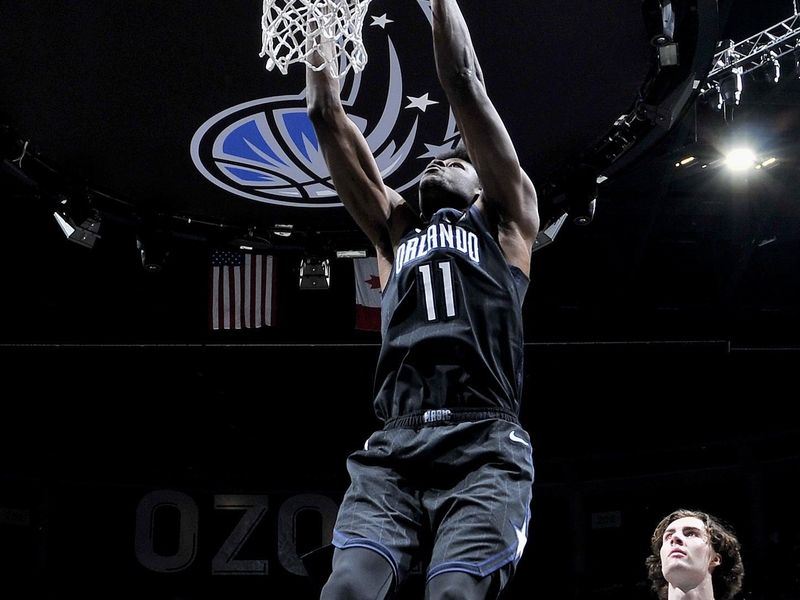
[509,431,529,446]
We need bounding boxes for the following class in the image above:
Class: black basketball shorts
[331,417,534,587]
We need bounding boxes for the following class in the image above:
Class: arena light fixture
[53,209,102,249]
[299,257,330,290]
[719,68,743,107]
[725,148,757,172]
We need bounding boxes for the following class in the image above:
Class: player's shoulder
[387,191,422,245]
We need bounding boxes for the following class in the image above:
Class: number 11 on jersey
[418,261,456,322]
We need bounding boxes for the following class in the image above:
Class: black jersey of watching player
[373,204,529,421]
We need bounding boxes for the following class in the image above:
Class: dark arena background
[1,1,799,599]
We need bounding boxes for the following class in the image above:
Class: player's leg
[325,428,424,598]
[320,547,395,600]
[424,571,501,600]
[423,420,534,597]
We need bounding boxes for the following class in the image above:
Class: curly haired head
[645,509,744,600]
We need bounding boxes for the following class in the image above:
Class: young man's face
[660,516,721,592]
[418,158,480,219]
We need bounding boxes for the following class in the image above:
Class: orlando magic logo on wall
[191,0,457,209]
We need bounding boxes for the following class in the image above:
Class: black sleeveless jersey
[373,204,529,421]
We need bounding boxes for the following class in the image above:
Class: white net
[260,0,373,79]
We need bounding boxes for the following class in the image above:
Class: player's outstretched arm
[305,30,411,286]
[431,0,539,274]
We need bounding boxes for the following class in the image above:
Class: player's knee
[320,571,390,600]
[426,571,495,600]
[320,570,367,600]
[320,549,394,600]
[427,578,464,600]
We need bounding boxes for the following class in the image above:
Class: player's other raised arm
[431,0,539,272]
[304,30,410,286]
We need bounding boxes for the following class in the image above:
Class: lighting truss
[700,11,800,98]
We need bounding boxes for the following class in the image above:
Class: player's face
[659,517,720,592]
[418,158,481,219]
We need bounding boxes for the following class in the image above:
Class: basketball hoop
[260,0,372,79]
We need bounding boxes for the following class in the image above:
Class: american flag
[210,250,276,330]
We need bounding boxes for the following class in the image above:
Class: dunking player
[305,0,539,598]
